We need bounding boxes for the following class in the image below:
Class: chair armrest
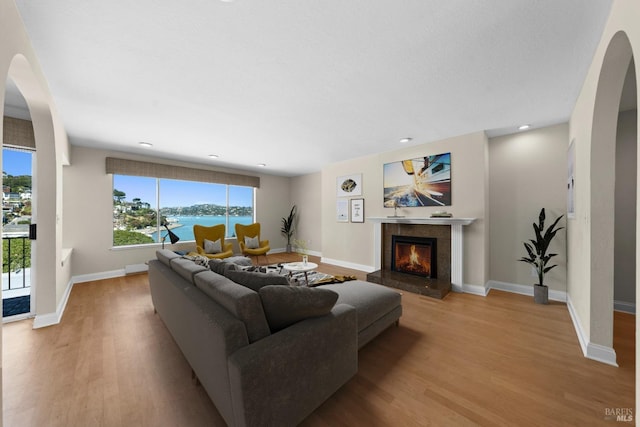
[227,303,357,427]
[223,242,233,252]
[260,239,269,247]
[196,245,206,255]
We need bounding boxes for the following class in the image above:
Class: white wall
[568,0,639,363]
[63,145,291,277]
[614,109,637,306]
[290,172,322,254]
[320,131,489,286]
[488,124,568,292]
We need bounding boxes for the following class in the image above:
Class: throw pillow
[258,285,339,332]
[204,238,222,254]
[188,254,211,267]
[244,236,260,249]
[225,269,289,292]
[209,258,237,275]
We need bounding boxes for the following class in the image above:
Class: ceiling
[4,1,615,177]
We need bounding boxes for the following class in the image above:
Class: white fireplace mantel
[367,217,476,292]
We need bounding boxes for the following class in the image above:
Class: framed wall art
[337,173,362,197]
[350,198,364,223]
[336,199,349,222]
[383,152,451,207]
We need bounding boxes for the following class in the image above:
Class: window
[112,175,254,247]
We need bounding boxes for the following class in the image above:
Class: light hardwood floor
[3,254,634,426]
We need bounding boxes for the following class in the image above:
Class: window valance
[3,116,35,150]
[105,157,260,188]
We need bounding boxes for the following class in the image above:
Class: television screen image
[383,152,451,207]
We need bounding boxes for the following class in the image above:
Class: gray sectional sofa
[148,249,402,427]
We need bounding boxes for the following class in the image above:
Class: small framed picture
[350,198,364,223]
[337,199,349,222]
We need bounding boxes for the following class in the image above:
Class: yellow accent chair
[235,222,270,264]
[193,224,234,259]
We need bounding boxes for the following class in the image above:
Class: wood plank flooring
[2,254,634,426]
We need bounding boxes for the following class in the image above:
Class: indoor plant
[281,205,297,252]
[518,208,564,304]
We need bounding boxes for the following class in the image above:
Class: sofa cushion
[226,256,253,266]
[321,281,402,332]
[156,249,181,267]
[209,259,238,276]
[225,269,289,292]
[194,271,271,343]
[170,257,208,284]
[258,285,339,332]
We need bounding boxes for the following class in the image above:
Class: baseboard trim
[321,257,375,273]
[124,263,148,275]
[566,295,618,367]
[486,280,567,302]
[462,283,489,296]
[33,277,74,329]
[614,300,636,314]
[72,269,125,284]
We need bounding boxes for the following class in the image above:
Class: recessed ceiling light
[518,124,531,131]
[208,154,219,159]
[257,163,266,167]
[138,142,153,148]
[399,137,413,143]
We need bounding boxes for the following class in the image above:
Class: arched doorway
[590,31,637,366]
[2,54,59,322]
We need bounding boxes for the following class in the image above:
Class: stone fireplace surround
[366,217,476,298]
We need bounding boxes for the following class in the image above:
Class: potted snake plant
[518,208,564,304]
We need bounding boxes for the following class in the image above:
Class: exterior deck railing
[2,235,30,291]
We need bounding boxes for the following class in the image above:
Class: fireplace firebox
[391,235,437,278]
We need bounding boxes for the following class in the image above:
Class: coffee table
[281,261,318,286]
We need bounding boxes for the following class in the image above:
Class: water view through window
[113,175,254,246]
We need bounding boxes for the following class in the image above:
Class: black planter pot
[533,284,549,304]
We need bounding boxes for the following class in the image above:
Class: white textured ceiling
[6,1,613,177]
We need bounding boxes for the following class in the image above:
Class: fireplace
[391,235,437,278]
[367,222,453,299]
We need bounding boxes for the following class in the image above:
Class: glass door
[2,147,33,319]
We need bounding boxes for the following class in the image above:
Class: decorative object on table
[336,199,349,222]
[161,221,180,249]
[235,222,270,264]
[430,211,452,218]
[350,198,364,223]
[280,205,297,252]
[336,173,362,197]
[193,224,233,259]
[383,152,451,207]
[293,238,309,264]
[387,199,405,218]
[518,208,564,304]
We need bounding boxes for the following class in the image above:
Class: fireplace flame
[409,245,420,266]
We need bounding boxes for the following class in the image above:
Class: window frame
[111,174,255,248]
